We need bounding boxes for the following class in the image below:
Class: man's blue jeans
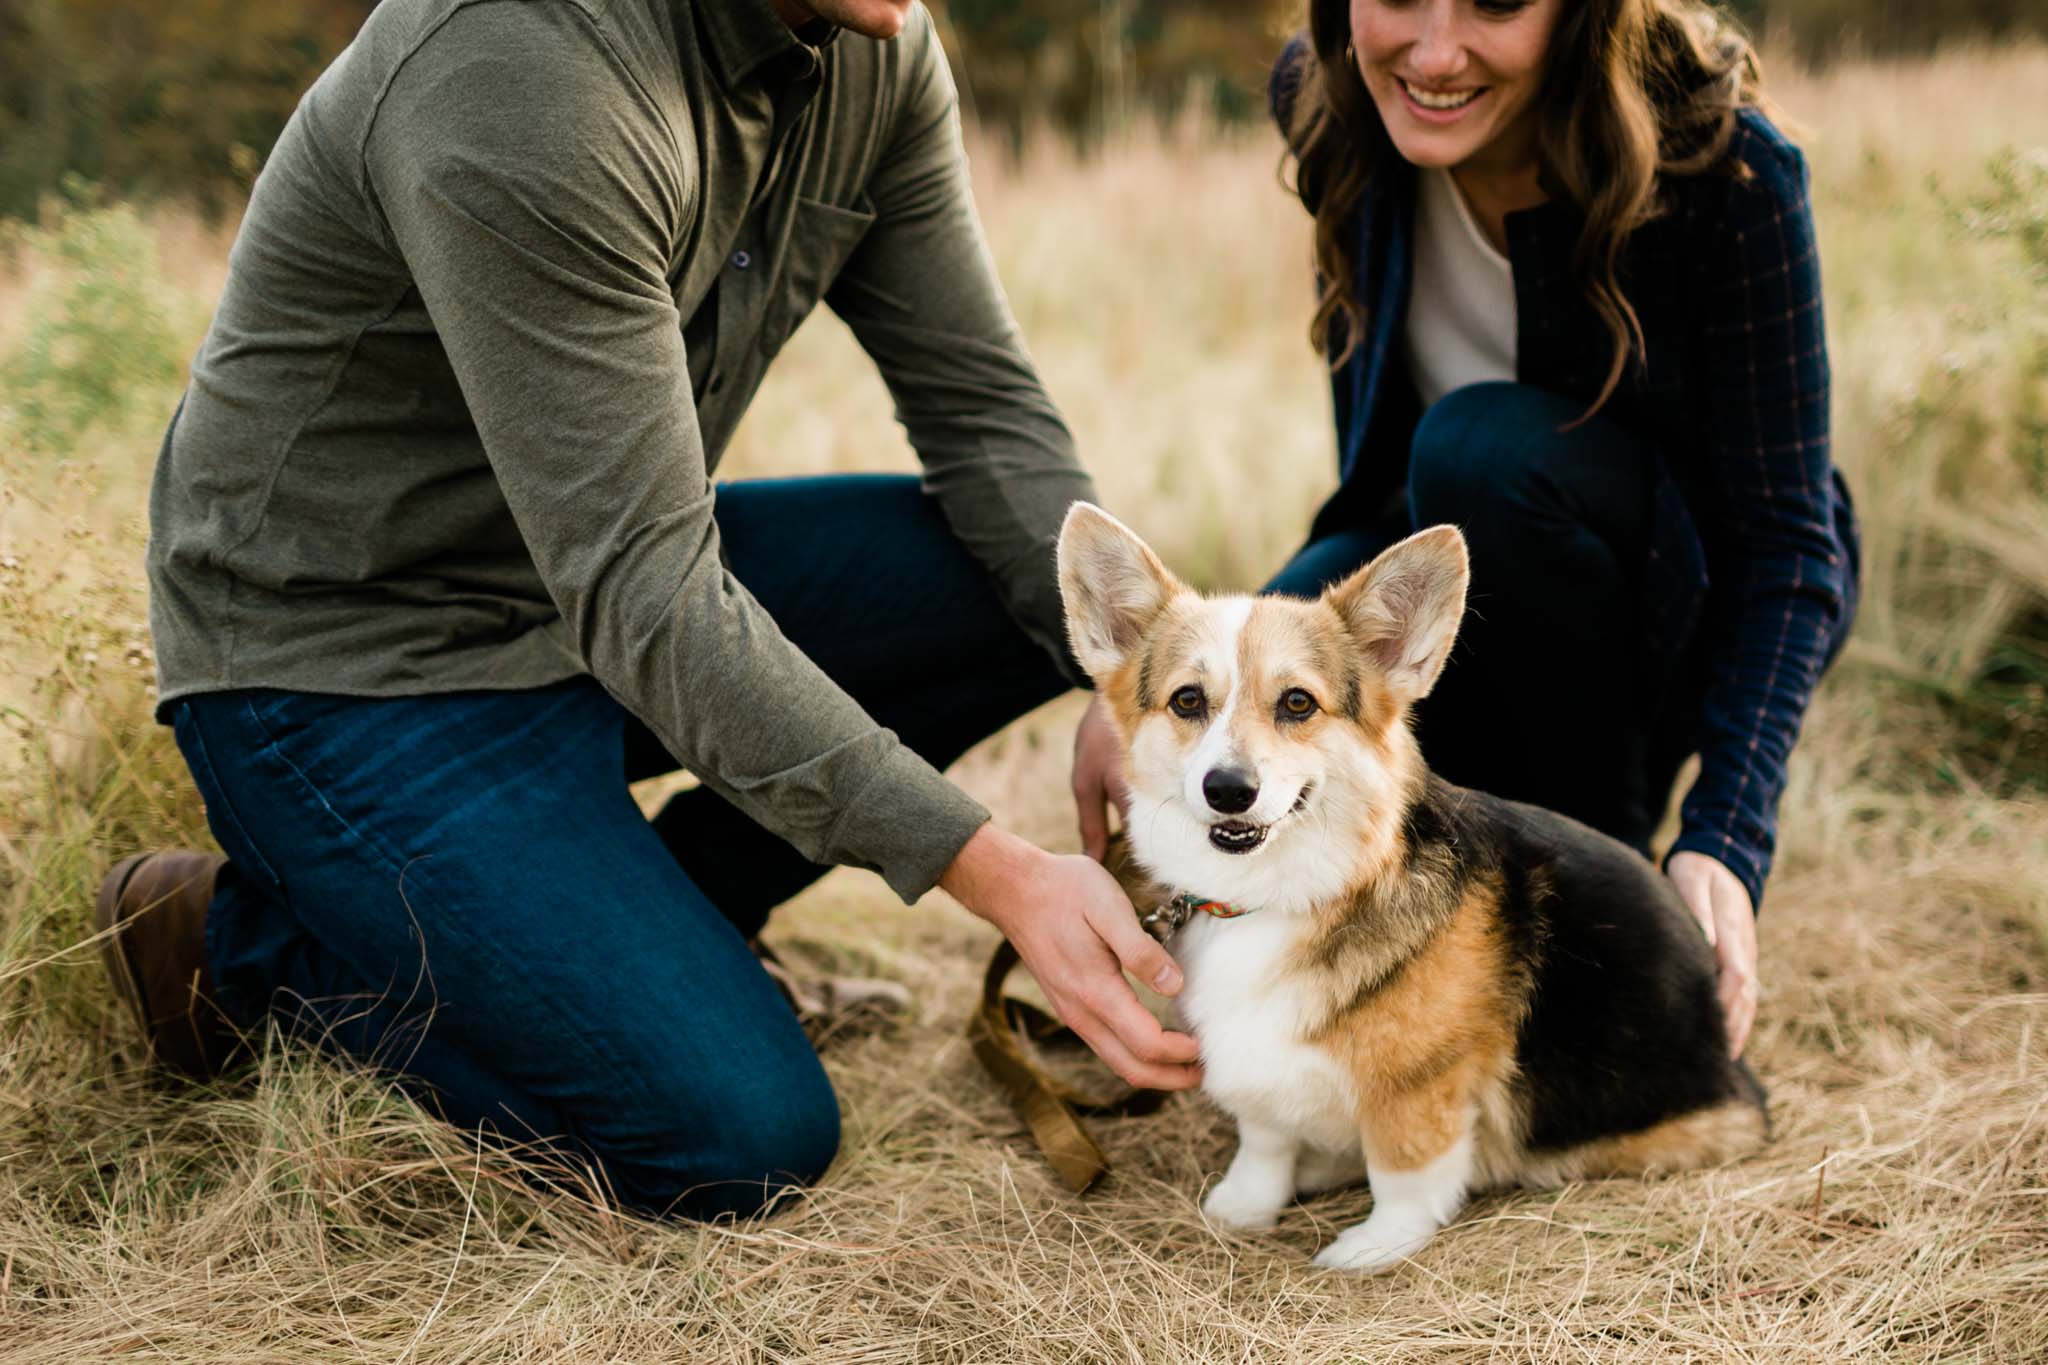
[171,475,1069,1220]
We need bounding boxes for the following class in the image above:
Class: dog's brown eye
[1168,686,1205,718]
[1279,688,1318,721]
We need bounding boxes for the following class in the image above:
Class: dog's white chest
[1176,912,1359,1153]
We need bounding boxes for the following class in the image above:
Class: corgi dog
[1055,503,1767,1273]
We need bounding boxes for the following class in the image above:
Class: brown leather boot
[94,850,247,1080]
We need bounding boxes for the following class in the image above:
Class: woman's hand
[1666,850,1759,1058]
[1071,694,1131,862]
[942,823,1202,1091]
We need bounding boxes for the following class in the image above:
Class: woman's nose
[1407,2,1469,81]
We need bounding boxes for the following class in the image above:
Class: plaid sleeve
[1668,128,1854,911]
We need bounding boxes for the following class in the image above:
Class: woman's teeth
[1402,80,1481,111]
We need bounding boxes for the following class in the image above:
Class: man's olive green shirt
[146,0,1094,901]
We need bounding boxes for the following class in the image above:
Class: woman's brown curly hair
[1288,0,1765,414]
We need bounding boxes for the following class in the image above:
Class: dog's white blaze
[1181,597,1254,812]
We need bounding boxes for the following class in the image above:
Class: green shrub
[1,182,188,453]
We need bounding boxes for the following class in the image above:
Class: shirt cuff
[1665,828,1768,915]
[823,739,991,903]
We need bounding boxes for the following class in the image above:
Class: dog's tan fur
[1525,1100,1770,1184]
[1311,880,1523,1175]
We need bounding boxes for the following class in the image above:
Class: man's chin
[799,0,914,40]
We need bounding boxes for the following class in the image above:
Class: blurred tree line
[1,0,2043,219]
[932,0,2048,141]
[0,0,375,218]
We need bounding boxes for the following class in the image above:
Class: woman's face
[1349,0,1565,176]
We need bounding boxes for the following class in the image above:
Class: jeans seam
[177,701,282,889]
[175,702,269,1030]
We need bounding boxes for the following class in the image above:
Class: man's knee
[608,1047,843,1222]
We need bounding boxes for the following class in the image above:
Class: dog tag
[1138,897,1189,943]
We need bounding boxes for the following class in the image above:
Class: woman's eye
[1169,686,1205,718]
[1279,688,1318,720]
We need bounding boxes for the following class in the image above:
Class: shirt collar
[690,0,837,91]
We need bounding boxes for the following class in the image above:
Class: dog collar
[1139,891,1254,941]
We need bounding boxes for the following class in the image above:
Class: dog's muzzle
[1207,820,1266,854]
[1205,783,1314,855]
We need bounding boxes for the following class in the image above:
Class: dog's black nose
[1202,768,1258,815]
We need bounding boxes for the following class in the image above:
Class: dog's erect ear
[1325,525,1470,704]
[1057,503,1183,681]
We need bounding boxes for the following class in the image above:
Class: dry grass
[3,45,2046,1363]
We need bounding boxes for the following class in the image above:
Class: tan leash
[968,939,1167,1193]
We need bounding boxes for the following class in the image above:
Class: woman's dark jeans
[172,474,1069,1221]
[1268,381,1687,853]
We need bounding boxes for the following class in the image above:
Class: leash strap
[968,939,1167,1193]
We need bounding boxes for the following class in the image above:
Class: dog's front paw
[1311,1216,1434,1274]
[1201,1175,1286,1232]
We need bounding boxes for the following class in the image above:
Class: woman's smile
[1396,77,1487,119]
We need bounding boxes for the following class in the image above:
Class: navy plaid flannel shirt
[1274,46,1860,909]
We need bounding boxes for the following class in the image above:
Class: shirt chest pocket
[757,195,877,360]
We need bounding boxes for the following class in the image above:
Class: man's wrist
[940,821,1040,930]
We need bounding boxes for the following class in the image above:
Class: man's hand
[1666,850,1759,1058]
[1072,694,1131,863]
[943,823,1201,1091]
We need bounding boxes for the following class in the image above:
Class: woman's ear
[1323,525,1470,705]
[1056,503,1184,682]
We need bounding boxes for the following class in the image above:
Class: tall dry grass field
[2,46,2045,1363]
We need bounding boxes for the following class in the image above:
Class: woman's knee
[1263,526,1391,599]
[1406,382,1587,533]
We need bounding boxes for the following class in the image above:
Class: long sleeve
[1669,134,1855,909]
[363,5,987,901]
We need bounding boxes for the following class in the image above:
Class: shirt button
[730,250,751,270]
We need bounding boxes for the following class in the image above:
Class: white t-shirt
[1404,166,1517,407]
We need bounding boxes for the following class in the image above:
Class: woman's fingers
[1666,851,1759,1057]
[1714,886,1760,1057]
